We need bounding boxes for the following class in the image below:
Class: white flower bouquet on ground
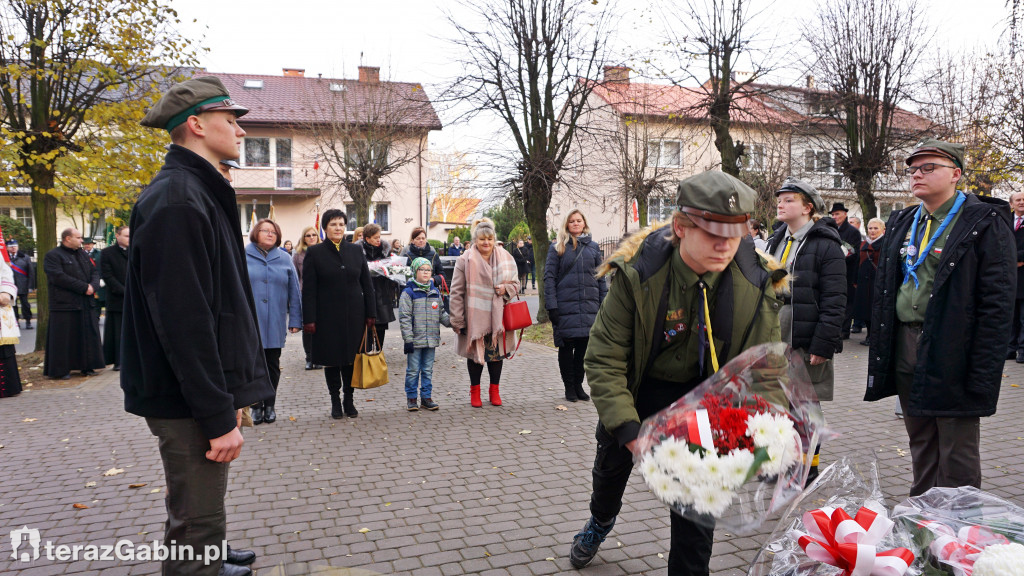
[634,342,828,532]
[892,487,1024,576]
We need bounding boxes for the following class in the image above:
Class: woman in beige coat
[449,218,520,407]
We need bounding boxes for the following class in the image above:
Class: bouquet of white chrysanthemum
[892,486,1024,576]
[634,343,827,532]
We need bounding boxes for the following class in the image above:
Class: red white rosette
[793,506,915,576]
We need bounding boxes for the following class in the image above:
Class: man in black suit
[100,225,129,370]
[830,203,862,338]
[1010,191,1024,363]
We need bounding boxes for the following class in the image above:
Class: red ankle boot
[489,384,502,406]
[470,384,482,407]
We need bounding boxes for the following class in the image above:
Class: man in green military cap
[866,138,1016,497]
[569,170,787,575]
[122,76,272,576]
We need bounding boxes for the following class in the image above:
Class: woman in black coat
[302,210,376,419]
[358,223,396,346]
[400,227,444,287]
[853,218,885,346]
[511,240,530,289]
[544,209,607,402]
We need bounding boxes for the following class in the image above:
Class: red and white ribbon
[686,409,715,452]
[793,507,915,576]
[922,521,1010,576]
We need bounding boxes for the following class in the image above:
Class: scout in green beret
[569,170,787,573]
[905,137,965,171]
[125,74,268,576]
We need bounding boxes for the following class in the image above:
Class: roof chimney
[282,68,305,77]
[358,66,380,84]
[806,75,815,89]
[603,65,630,84]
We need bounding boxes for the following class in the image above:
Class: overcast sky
[169,0,1013,187]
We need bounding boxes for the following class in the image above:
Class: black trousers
[1010,298,1024,353]
[302,331,313,362]
[588,423,714,576]
[557,337,589,388]
[261,348,282,408]
[13,291,31,322]
[324,364,354,397]
[103,310,122,366]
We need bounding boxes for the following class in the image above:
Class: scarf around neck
[462,244,519,364]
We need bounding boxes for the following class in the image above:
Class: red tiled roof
[431,197,481,224]
[204,72,442,130]
[588,79,933,132]
[588,80,802,126]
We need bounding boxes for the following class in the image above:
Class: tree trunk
[853,175,878,221]
[29,170,58,352]
[523,180,552,324]
[349,186,373,228]
[637,194,649,227]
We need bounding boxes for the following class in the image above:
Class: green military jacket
[585,224,786,446]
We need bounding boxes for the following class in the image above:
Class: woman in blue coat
[544,209,607,402]
[246,218,302,425]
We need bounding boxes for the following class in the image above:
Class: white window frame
[241,137,293,190]
[647,140,683,168]
[344,202,391,234]
[741,143,766,171]
[239,203,272,234]
[804,149,839,174]
[0,207,33,234]
[646,197,675,224]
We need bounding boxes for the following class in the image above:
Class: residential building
[557,67,937,245]
[211,66,442,247]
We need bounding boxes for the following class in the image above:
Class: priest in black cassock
[43,228,104,379]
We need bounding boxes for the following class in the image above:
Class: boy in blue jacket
[400,257,451,411]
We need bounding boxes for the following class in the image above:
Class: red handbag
[502,297,532,359]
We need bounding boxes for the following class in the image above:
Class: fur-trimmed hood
[598,222,789,294]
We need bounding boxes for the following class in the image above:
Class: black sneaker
[407,398,419,411]
[570,516,615,569]
[421,398,439,411]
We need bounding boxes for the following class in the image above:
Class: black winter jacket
[121,145,273,440]
[359,239,396,325]
[10,251,32,293]
[766,218,847,358]
[543,235,607,347]
[43,246,100,311]
[865,194,1016,417]
[100,244,128,313]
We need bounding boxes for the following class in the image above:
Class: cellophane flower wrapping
[634,342,827,533]
[367,256,411,286]
[747,456,922,576]
[891,487,1024,576]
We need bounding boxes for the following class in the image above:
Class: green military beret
[675,171,755,238]
[141,76,248,133]
[906,138,965,170]
[776,177,826,214]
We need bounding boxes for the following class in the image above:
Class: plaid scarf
[463,244,520,364]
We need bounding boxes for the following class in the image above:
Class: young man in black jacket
[123,77,273,576]
[866,139,1016,497]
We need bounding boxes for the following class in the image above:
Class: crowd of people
[4,76,1019,576]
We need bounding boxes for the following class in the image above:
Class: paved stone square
[2,331,1023,575]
